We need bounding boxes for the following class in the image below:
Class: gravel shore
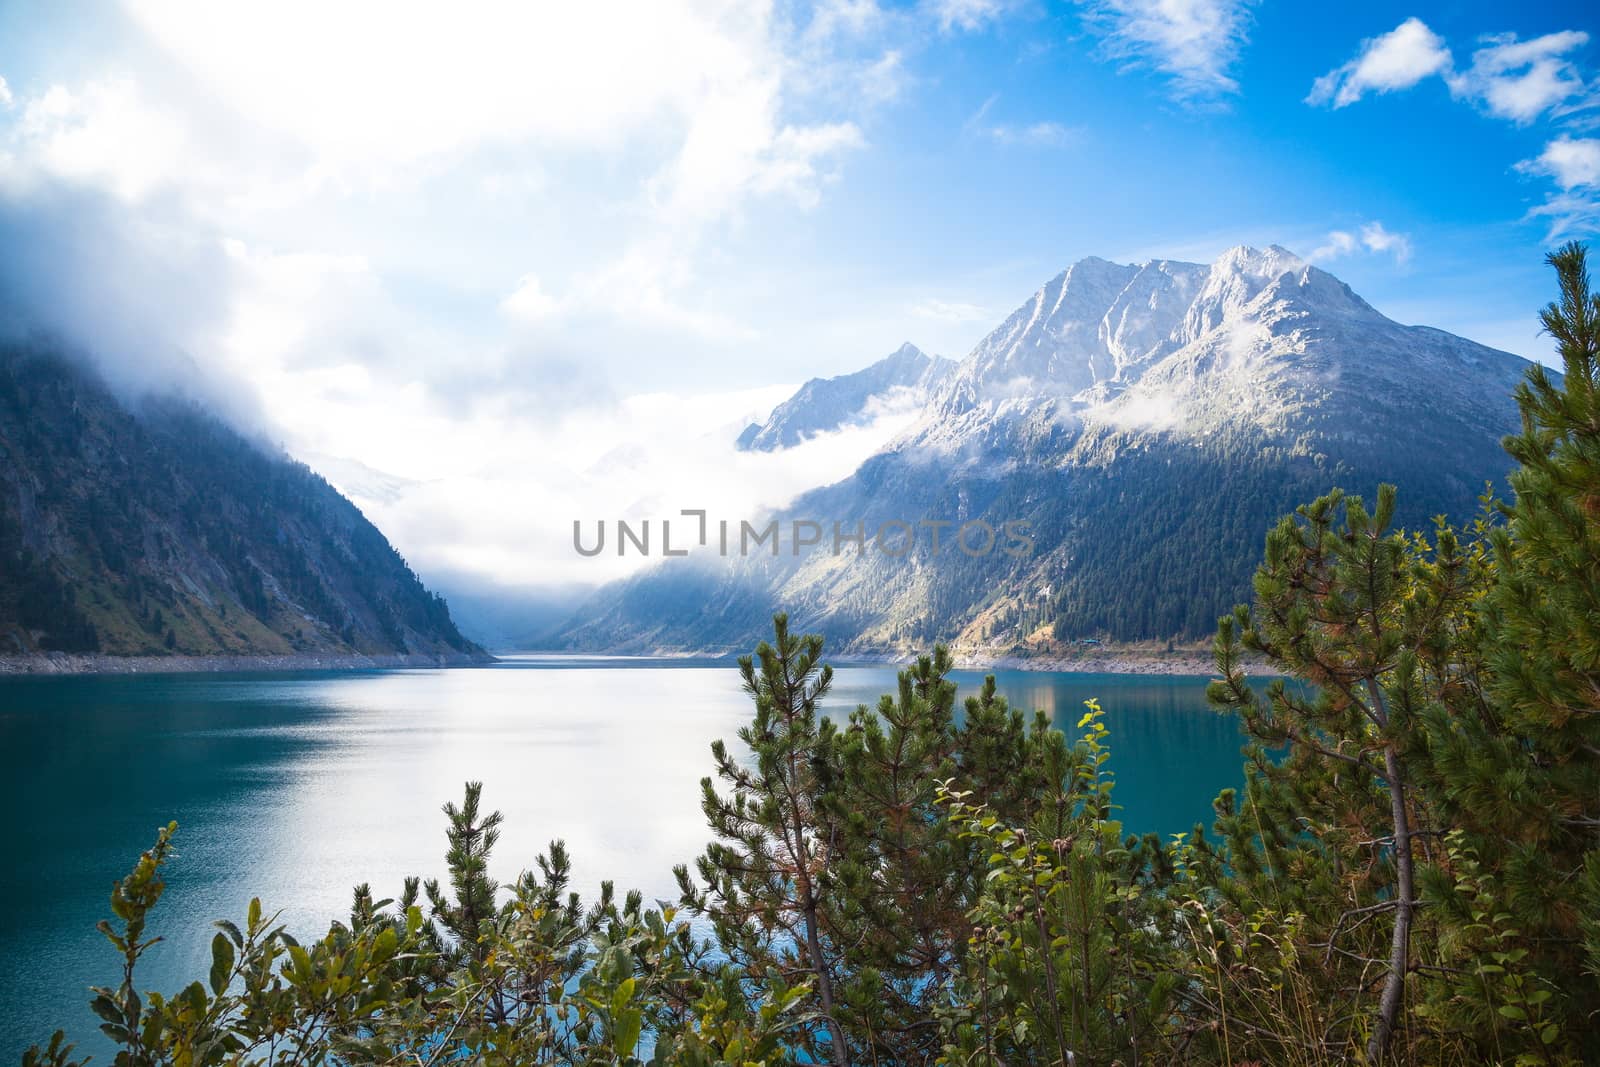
[0,650,495,675]
[955,650,1220,676]
[0,646,1236,678]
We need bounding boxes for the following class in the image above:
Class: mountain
[302,451,418,506]
[0,342,483,661]
[558,245,1534,655]
[419,575,591,653]
[736,342,955,451]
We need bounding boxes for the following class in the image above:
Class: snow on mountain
[556,245,1537,655]
[936,256,1205,416]
[737,342,955,451]
[301,452,420,507]
[904,244,1525,459]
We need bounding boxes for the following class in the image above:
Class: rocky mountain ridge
[737,342,955,451]
[557,245,1535,655]
[0,342,484,662]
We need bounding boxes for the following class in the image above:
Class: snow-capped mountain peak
[736,342,955,452]
[918,244,1497,456]
[558,242,1537,657]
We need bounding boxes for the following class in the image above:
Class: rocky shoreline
[574,644,1235,677]
[953,650,1221,676]
[0,649,496,676]
[833,648,1225,677]
[0,646,1236,678]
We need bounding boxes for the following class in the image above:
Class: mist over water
[0,660,1245,1057]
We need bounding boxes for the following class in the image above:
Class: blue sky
[714,0,1598,378]
[0,0,1596,590]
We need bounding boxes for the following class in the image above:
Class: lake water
[0,658,1247,1058]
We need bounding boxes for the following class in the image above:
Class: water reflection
[0,661,1243,1057]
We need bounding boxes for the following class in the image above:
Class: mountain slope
[0,343,482,660]
[736,342,954,451]
[558,245,1533,655]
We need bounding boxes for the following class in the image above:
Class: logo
[573,510,1033,559]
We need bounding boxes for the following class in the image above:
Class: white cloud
[4,79,197,201]
[1310,230,1357,261]
[1309,21,1598,240]
[1309,21,1594,125]
[0,182,248,419]
[1307,17,1451,108]
[1309,220,1412,266]
[0,2,933,601]
[986,121,1081,147]
[1076,0,1257,101]
[571,243,761,343]
[962,93,999,132]
[316,383,921,588]
[1528,192,1600,242]
[1520,135,1600,190]
[500,275,561,323]
[122,1,786,173]
[0,2,877,354]
[911,297,990,323]
[1449,31,1593,125]
[857,50,908,106]
[1356,221,1412,264]
[927,0,1012,34]
[1094,388,1178,432]
[962,95,1080,148]
[1518,136,1600,240]
[751,122,867,206]
[136,0,870,235]
[805,0,890,43]
[791,4,912,111]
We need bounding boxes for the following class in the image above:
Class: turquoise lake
[0,658,1249,1057]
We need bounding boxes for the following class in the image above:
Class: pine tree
[1210,486,1472,1062]
[829,648,1069,1063]
[828,649,965,1061]
[1425,240,1600,1056]
[1513,239,1600,1007]
[425,780,502,964]
[676,613,851,1066]
[1489,240,1600,815]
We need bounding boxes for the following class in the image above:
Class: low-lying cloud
[316,387,925,590]
[0,179,264,427]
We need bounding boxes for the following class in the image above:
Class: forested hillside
[0,344,479,660]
